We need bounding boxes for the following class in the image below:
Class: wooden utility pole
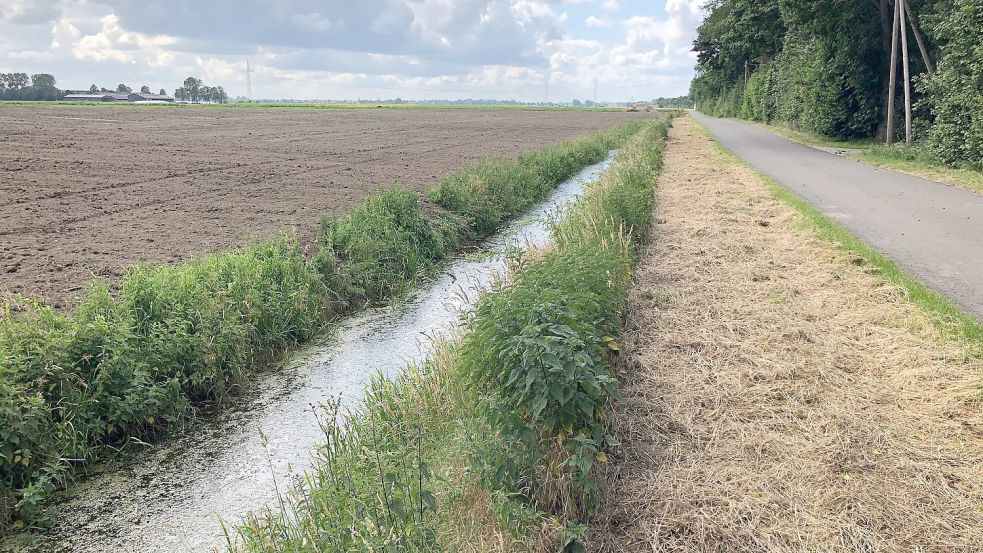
[903,0,935,74]
[886,0,900,145]
[900,0,913,144]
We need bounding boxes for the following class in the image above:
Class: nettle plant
[463,239,628,521]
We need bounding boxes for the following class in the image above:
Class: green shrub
[312,186,457,303]
[463,240,630,518]
[429,122,644,239]
[918,0,983,169]
[1,237,325,526]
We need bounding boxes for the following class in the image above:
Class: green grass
[743,119,877,149]
[0,119,652,534]
[311,186,462,304]
[696,119,983,351]
[852,146,983,195]
[730,116,983,195]
[1,238,327,526]
[430,122,644,239]
[228,117,673,552]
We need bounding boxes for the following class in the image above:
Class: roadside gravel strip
[592,116,983,551]
[692,112,983,320]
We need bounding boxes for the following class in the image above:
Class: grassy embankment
[0,119,648,531]
[852,146,983,195]
[697,121,983,350]
[228,117,672,552]
[744,118,983,195]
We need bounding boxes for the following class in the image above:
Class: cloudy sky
[0,0,703,102]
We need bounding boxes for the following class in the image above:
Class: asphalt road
[692,112,983,319]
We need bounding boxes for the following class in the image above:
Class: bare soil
[0,105,646,307]
[592,116,983,551]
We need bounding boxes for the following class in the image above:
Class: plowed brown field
[1,105,645,306]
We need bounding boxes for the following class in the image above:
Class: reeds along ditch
[229,117,672,552]
[0,120,649,532]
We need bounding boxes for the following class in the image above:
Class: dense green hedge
[228,117,671,552]
[0,120,645,531]
[693,0,983,168]
[918,0,983,169]
[700,34,880,140]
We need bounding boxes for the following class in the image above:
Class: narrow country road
[693,112,983,319]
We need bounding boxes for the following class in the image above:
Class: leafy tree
[89,84,99,93]
[690,0,944,140]
[140,85,151,94]
[654,96,694,108]
[174,87,188,101]
[116,83,132,94]
[159,88,167,96]
[211,86,228,104]
[572,98,582,107]
[30,74,56,88]
[4,73,29,90]
[183,76,203,103]
[0,71,62,100]
[917,0,983,168]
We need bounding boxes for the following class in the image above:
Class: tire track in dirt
[2,134,492,237]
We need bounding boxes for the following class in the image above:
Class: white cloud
[73,14,177,64]
[585,15,612,28]
[0,0,700,99]
[0,0,61,25]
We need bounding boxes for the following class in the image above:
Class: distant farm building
[63,92,174,103]
[128,92,174,103]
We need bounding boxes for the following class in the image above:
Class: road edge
[689,115,983,353]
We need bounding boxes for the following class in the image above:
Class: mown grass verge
[697,119,983,352]
[738,116,983,195]
[228,117,671,552]
[0,120,650,532]
[852,145,983,196]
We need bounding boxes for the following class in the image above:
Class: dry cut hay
[591,116,983,552]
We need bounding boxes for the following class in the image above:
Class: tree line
[0,71,229,104]
[0,73,61,101]
[691,0,983,169]
[654,96,694,108]
[174,77,228,104]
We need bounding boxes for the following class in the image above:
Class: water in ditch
[9,152,616,553]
